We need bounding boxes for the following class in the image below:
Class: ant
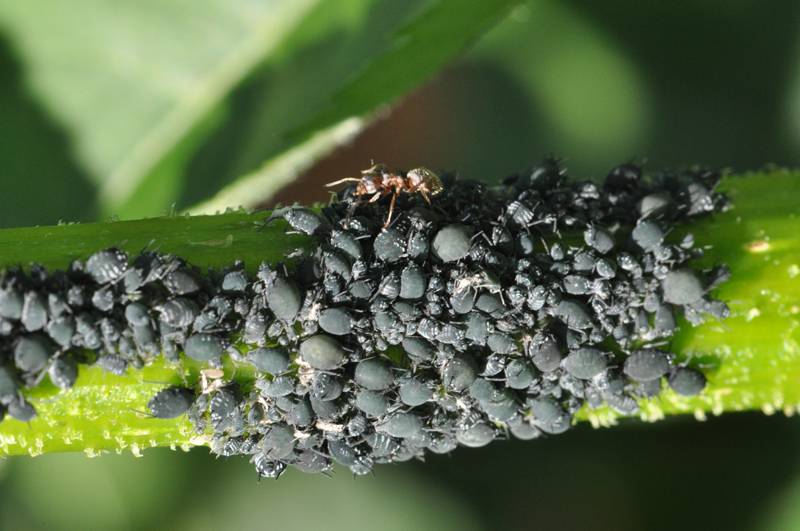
[326,163,443,227]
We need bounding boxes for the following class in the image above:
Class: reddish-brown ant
[326,163,443,227]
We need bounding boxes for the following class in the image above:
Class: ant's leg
[368,192,383,203]
[384,192,398,228]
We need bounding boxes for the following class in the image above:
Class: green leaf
[179,0,521,215]
[0,0,518,221]
[0,0,319,212]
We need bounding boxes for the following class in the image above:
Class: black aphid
[432,224,472,263]
[247,347,290,374]
[668,367,707,396]
[623,350,671,382]
[14,335,53,374]
[184,334,224,362]
[354,358,394,391]
[48,357,78,390]
[299,335,345,370]
[148,386,195,419]
[86,249,128,284]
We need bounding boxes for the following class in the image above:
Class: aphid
[377,272,400,299]
[261,271,302,322]
[164,269,200,295]
[508,418,541,441]
[623,349,671,382]
[632,219,664,250]
[248,347,290,374]
[398,377,433,406]
[309,395,341,420]
[291,449,332,474]
[366,431,400,459]
[124,302,150,328]
[66,285,86,308]
[326,164,443,227]
[377,412,423,439]
[90,287,115,312]
[253,454,287,479]
[528,158,565,190]
[328,440,373,475]
[318,308,353,336]
[436,323,465,346]
[450,287,476,314]
[432,224,472,263]
[21,292,48,331]
[48,357,78,390]
[46,315,75,349]
[96,354,128,375]
[373,228,406,263]
[298,335,345,370]
[583,226,615,254]
[455,421,495,448]
[354,358,394,391]
[528,397,571,434]
[156,298,199,328]
[401,337,434,362]
[355,389,389,417]
[86,248,128,284]
[323,251,352,282]
[148,386,195,419]
[563,275,590,295]
[14,335,53,373]
[311,373,343,401]
[218,269,248,292]
[528,335,561,372]
[74,313,101,349]
[686,182,714,215]
[442,354,478,392]
[595,258,616,279]
[506,200,536,226]
[0,286,23,319]
[399,265,425,300]
[272,207,327,236]
[562,348,607,380]
[662,269,704,305]
[285,397,314,427]
[668,367,706,396]
[257,375,294,398]
[184,334,224,362]
[477,387,518,422]
[0,365,19,401]
[407,231,430,259]
[7,396,36,422]
[505,358,534,389]
[553,299,593,330]
[243,312,268,345]
[210,386,239,427]
[486,332,517,355]
[330,230,362,259]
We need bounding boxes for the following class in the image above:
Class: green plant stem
[0,170,797,457]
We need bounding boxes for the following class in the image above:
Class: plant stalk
[0,170,797,456]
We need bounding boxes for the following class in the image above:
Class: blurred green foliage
[0,0,799,530]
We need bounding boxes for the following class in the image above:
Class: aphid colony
[0,160,729,479]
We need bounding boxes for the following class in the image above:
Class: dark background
[1,1,799,530]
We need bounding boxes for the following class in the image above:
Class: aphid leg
[368,192,383,203]
[420,190,431,205]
